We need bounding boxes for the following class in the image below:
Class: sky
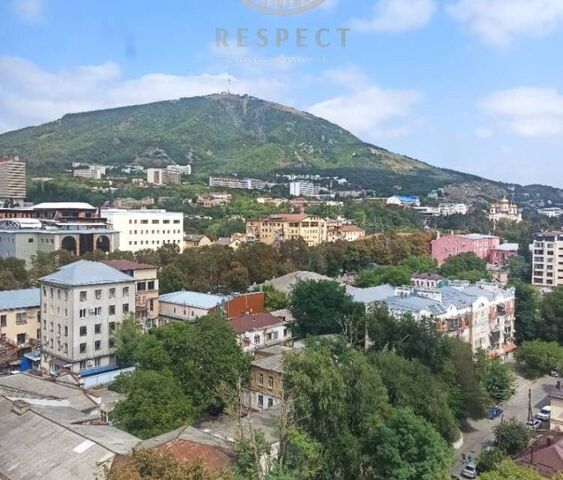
[1,0,563,187]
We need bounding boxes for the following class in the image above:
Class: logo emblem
[240,0,326,15]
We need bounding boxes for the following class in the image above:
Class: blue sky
[2,0,563,187]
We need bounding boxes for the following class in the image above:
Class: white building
[167,164,192,175]
[538,208,563,218]
[100,208,184,252]
[229,312,292,353]
[439,203,468,216]
[39,261,136,374]
[146,168,182,186]
[531,231,563,289]
[73,165,106,180]
[289,181,319,197]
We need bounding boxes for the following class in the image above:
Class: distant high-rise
[0,157,26,206]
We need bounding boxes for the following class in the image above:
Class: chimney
[11,399,30,416]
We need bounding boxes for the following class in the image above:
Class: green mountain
[0,93,505,194]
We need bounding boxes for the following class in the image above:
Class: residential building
[514,430,563,477]
[196,193,232,208]
[489,197,522,223]
[147,168,182,186]
[209,176,268,190]
[289,181,320,197]
[73,165,106,180]
[184,233,213,249]
[102,260,159,328]
[539,207,563,218]
[411,273,446,289]
[39,260,136,374]
[431,233,501,265]
[159,291,265,322]
[531,231,563,289]
[0,288,41,346]
[256,196,288,207]
[386,195,421,207]
[229,312,292,353]
[0,156,26,206]
[100,208,184,252]
[489,243,519,266]
[246,214,328,246]
[113,197,155,209]
[438,203,468,216]
[167,164,192,176]
[247,347,288,411]
[327,224,366,242]
[0,218,118,267]
[215,236,244,250]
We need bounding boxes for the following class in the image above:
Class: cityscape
[1,1,563,480]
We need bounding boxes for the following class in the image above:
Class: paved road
[452,373,555,477]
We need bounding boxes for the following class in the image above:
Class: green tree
[515,340,563,378]
[479,460,562,480]
[477,448,507,474]
[355,265,412,287]
[480,359,515,402]
[514,281,539,344]
[290,280,360,336]
[111,370,196,439]
[508,256,530,283]
[114,315,143,366]
[440,252,489,281]
[539,287,563,343]
[494,418,532,456]
[0,257,29,289]
[363,408,452,480]
[262,285,289,311]
[399,254,438,274]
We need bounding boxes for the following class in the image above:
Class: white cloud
[308,67,421,138]
[350,0,436,33]
[448,0,563,47]
[11,0,43,22]
[480,87,563,137]
[0,56,290,133]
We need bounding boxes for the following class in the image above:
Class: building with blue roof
[0,288,40,347]
[39,261,136,375]
[159,291,232,321]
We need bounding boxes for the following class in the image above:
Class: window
[80,291,87,302]
[268,376,274,389]
[64,343,68,354]
[94,307,102,316]
[95,289,102,300]
[268,398,274,408]
[79,308,87,318]
[94,324,101,334]
[109,305,116,315]
[80,326,87,336]
[109,288,116,299]
[109,322,116,332]
[148,281,155,290]
[0,315,6,327]
[64,326,68,336]
[80,343,87,354]
[258,373,264,385]
[94,358,101,366]
[254,334,261,344]
[258,395,264,408]
[137,282,146,291]
[109,338,115,349]
[123,304,129,314]
[94,340,101,351]
[123,287,129,296]
[16,333,26,344]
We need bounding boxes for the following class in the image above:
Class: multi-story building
[246,214,328,246]
[489,197,522,223]
[432,233,501,265]
[195,193,232,208]
[386,195,421,207]
[100,208,184,252]
[531,231,563,289]
[289,181,319,197]
[0,218,118,266]
[247,346,288,411]
[0,157,26,206]
[184,234,213,249]
[438,203,468,216]
[327,225,366,242]
[39,260,136,374]
[229,312,292,353]
[73,165,106,180]
[209,176,268,190]
[146,168,183,186]
[0,289,41,346]
[102,260,159,328]
[113,197,155,209]
[538,207,563,218]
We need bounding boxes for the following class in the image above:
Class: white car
[461,462,477,479]
[526,418,542,430]
[536,406,552,422]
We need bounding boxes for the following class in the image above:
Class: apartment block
[0,157,26,206]
[0,289,41,346]
[73,165,106,180]
[289,181,319,197]
[246,214,328,246]
[531,231,563,289]
[432,234,501,265]
[100,208,184,252]
[146,168,182,186]
[39,261,136,374]
[209,176,268,190]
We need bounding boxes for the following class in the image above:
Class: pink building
[432,234,500,265]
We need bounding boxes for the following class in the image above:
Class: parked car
[526,418,542,430]
[462,461,477,479]
[537,406,552,422]
[487,406,503,419]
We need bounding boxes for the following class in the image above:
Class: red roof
[229,312,287,334]
[155,439,235,472]
[102,259,157,271]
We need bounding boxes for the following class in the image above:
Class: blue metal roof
[40,260,134,287]
[0,288,40,311]
[79,364,120,377]
[346,284,395,304]
[159,291,231,310]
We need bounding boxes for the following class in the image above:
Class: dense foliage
[515,340,563,378]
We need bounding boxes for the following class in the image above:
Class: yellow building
[0,288,41,346]
[489,197,522,223]
[246,214,327,246]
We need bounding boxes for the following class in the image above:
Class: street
[453,373,555,477]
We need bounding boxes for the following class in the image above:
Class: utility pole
[528,388,533,422]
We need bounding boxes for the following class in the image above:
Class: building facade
[100,208,184,252]
[39,261,136,374]
[229,312,292,353]
[327,225,366,242]
[289,181,319,197]
[431,234,501,265]
[247,348,286,411]
[73,165,106,180]
[0,289,41,346]
[102,260,159,329]
[489,197,522,223]
[209,176,268,190]
[0,157,26,206]
[146,168,183,186]
[246,214,328,246]
[531,231,563,289]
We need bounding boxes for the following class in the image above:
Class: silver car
[462,462,477,479]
